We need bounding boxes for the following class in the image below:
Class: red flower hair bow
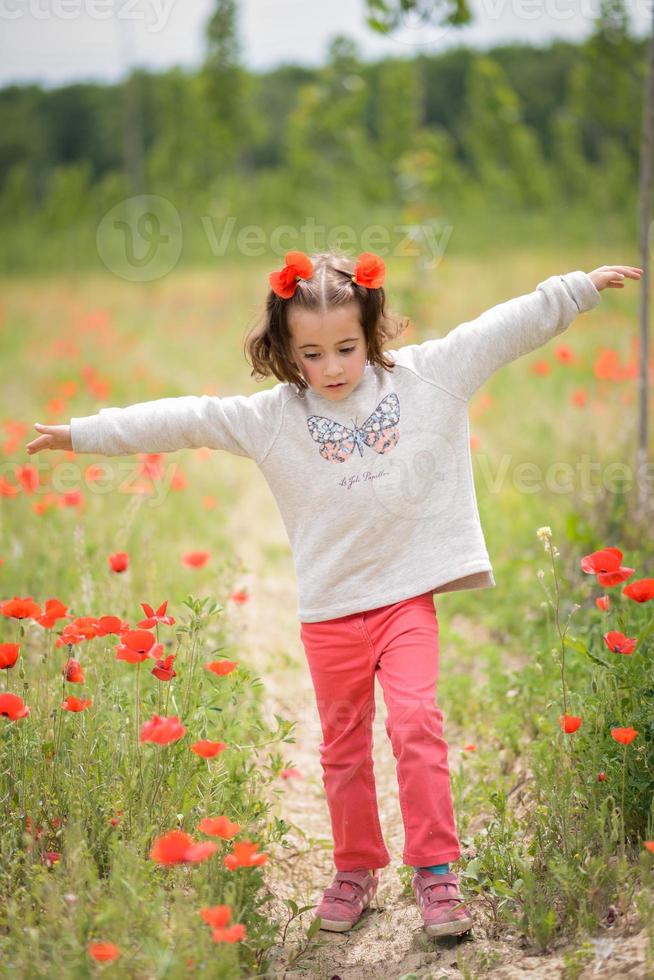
[269,251,314,299]
[352,252,386,288]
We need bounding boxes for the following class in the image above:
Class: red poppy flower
[200,905,232,927]
[558,714,582,733]
[595,595,610,612]
[611,727,638,745]
[598,771,606,782]
[35,598,70,628]
[94,615,128,636]
[644,841,654,853]
[62,658,84,683]
[88,942,121,963]
[140,714,186,745]
[280,767,304,779]
[151,654,177,682]
[115,628,157,664]
[603,631,637,655]
[191,740,227,758]
[0,643,19,669]
[198,816,240,838]
[352,252,386,289]
[62,696,92,712]
[138,599,175,628]
[0,692,30,720]
[182,551,210,568]
[223,839,268,869]
[572,388,588,408]
[581,546,622,573]
[623,578,654,603]
[230,589,249,604]
[204,660,237,677]
[580,547,635,586]
[16,464,40,493]
[1,596,42,620]
[149,829,217,865]
[108,552,129,573]
[554,344,575,364]
[211,923,247,943]
[54,624,86,648]
[269,251,314,299]
[42,851,60,868]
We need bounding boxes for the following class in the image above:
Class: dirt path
[221,468,650,980]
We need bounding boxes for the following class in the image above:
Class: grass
[1,236,653,974]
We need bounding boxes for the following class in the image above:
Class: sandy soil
[221,467,652,980]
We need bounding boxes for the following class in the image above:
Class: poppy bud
[598,771,606,782]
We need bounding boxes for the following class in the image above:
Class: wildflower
[623,579,654,603]
[230,590,249,604]
[0,693,30,720]
[200,905,232,927]
[108,552,129,573]
[603,631,637,656]
[580,546,634,586]
[223,839,268,869]
[198,816,240,838]
[191,740,227,758]
[140,714,185,745]
[558,714,582,734]
[182,551,210,568]
[280,767,304,778]
[94,615,128,636]
[461,745,477,753]
[115,628,160,664]
[611,727,638,745]
[151,654,177,681]
[62,659,84,683]
[204,660,237,677]
[138,599,175,628]
[0,643,19,669]
[598,771,606,782]
[537,526,552,542]
[42,851,60,868]
[88,942,121,963]
[0,596,42,620]
[644,842,654,853]
[61,696,92,712]
[149,829,216,865]
[35,599,70,628]
[595,596,610,612]
[212,924,247,943]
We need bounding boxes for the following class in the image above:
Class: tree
[365,0,471,34]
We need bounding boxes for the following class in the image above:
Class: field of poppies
[1,245,654,976]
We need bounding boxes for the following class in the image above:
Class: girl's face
[288,302,368,399]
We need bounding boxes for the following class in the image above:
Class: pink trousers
[299,590,462,871]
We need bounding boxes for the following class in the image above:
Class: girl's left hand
[587,265,643,291]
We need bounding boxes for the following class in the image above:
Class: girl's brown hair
[243,250,410,395]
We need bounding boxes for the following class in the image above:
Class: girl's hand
[26,423,73,455]
[587,265,643,291]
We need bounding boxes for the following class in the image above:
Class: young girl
[26,251,641,939]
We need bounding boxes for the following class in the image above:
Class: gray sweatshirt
[70,270,601,622]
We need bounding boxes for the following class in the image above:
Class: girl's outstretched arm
[25,388,284,465]
[412,264,641,401]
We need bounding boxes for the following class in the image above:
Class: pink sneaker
[412,869,474,938]
[314,869,379,932]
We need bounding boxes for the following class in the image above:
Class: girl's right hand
[26,423,73,455]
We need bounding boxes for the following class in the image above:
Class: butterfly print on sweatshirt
[306,392,400,462]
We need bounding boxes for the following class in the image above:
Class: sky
[0,0,651,89]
